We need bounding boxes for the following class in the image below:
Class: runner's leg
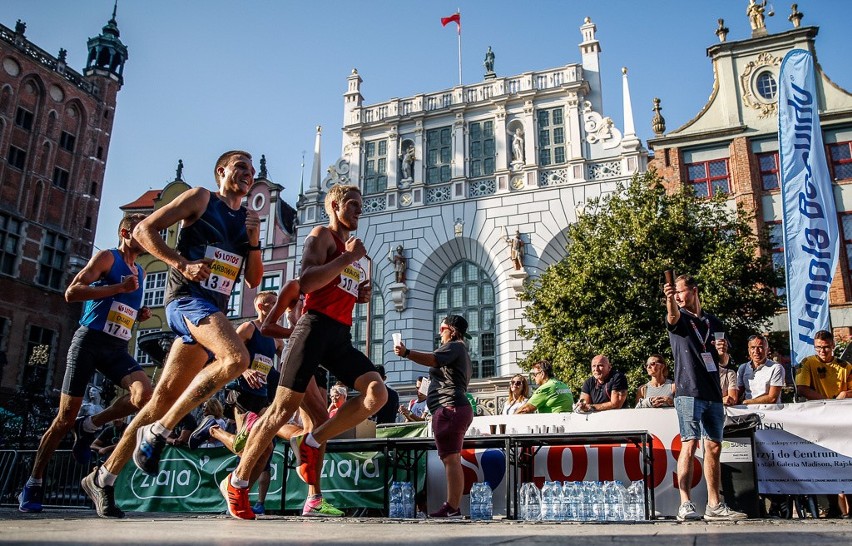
[30,394,83,479]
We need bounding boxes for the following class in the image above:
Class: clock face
[400,193,413,207]
[511,176,525,190]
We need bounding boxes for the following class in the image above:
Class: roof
[120,189,161,211]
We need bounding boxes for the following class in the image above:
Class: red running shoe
[219,473,255,520]
[290,434,320,485]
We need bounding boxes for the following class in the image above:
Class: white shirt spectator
[737,358,784,403]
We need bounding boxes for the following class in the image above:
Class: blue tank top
[79,249,144,342]
[228,322,277,398]
[166,190,250,311]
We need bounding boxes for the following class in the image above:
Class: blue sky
[5,1,852,251]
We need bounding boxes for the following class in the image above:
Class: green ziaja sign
[114,445,389,512]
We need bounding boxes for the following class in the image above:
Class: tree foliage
[518,171,782,396]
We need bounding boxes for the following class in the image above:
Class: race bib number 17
[202,246,243,296]
[104,301,138,340]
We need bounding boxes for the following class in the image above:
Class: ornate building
[296,18,648,398]
[648,5,852,338]
[0,10,127,399]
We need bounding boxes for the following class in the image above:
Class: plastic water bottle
[482,483,493,521]
[602,481,617,521]
[470,482,482,520]
[389,481,403,518]
[401,481,415,518]
[520,482,541,521]
[591,481,605,521]
[541,481,555,521]
[613,481,628,521]
[628,480,645,521]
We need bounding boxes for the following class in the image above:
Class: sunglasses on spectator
[646,361,663,368]
[510,381,523,386]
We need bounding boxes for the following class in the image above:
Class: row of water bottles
[388,481,415,518]
[519,480,646,521]
[469,482,493,521]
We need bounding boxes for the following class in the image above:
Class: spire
[299,151,305,197]
[85,1,128,84]
[621,67,636,139]
[310,126,323,192]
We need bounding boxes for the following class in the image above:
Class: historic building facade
[0,12,127,399]
[647,6,852,338]
[296,18,649,398]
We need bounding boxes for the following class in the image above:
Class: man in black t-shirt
[577,355,627,412]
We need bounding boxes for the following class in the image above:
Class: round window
[756,71,778,101]
[251,193,265,211]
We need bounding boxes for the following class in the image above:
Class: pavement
[1,509,851,545]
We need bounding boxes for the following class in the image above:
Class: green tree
[518,171,782,397]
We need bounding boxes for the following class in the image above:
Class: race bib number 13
[104,301,138,340]
[202,246,243,296]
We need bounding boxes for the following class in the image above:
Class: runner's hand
[245,209,260,245]
[357,280,371,303]
[345,236,367,260]
[243,369,265,389]
[179,258,213,281]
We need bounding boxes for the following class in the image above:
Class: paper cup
[713,332,725,341]
[392,332,402,347]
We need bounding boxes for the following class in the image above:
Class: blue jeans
[675,396,724,443]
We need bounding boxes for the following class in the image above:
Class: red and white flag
[441,12,461,34]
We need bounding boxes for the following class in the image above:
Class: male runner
[222,184,387,519]
[19,215,153,513]
[81,150,262,518]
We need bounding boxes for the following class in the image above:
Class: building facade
[296,18,648,403]
[0,12,127,399]
[647,6,852,339]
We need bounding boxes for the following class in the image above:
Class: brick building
[0,10,127,399]
[647,6,852,339]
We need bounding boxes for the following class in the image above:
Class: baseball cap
[444,314,472,339]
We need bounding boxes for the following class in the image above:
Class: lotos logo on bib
[202,246,243,296]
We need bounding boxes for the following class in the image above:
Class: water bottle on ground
[402,481,415,518]
[470,482,482,520]
[541,481,555,521]
[389,481,403,518]
[592,481,605,521]
[628,480,645,521]
[613,481,628,521]
[481,482,493,521]
[520,482,541,521]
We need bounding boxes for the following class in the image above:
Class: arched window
[352,283,385,365]
[434,261,496,378]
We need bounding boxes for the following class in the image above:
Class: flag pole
[456,9,462,85]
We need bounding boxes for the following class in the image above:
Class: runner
[18,215,153,513]
[221,184,387,520]
[81,150,262,518]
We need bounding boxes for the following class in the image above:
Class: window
[757,152,780,191]
[352,283,385,365]
[258,217,269,248]
[841,214,852,291]
[828,141,852,181]
[7,145,26,170]
[15,107,34,130]
[766,221,786,299]
[434,261,496,379]
[23,325,55,392]
[537,107,566,166]
[686,159,730,197]
[142,271,167,308]
[52,167,70,190]
[426,126,452,184]
[89,181,98,195]
[59,131,76,152]
[468,120,495,177]
[261,273,281,292]
[134,328,158,366]
[38,231,68,290]
[0,213,22,276]
[756,72,778,100]
[227,279,243,319]
[363,139,388,194]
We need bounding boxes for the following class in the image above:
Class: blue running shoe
[72,415,100,465]
[133,423,166,476]
[253,501,265,515]
[189,415,217,450]
[18,484,43,513]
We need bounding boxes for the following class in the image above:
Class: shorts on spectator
[431,404,474,458]
[675,396,724,443]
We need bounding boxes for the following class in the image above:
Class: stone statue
[511,127,525,163]
[176,159,184,181]
[388,245,406,283]
[747,0,768,30]
[788,4,803,28]
[484,46,495,74]
[258,154,268,178]
[506,229,525,270]
[400,146,415,181]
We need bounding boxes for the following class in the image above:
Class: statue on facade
[388,245,407,283]
[484,46,495,74]
[511,127,525,164]
[506,229,525,270]
[176,159,184,181]
[746,0,768,30]
[400,145,415,181]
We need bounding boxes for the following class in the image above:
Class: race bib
[202,246,243,296]
[337,259,366,297]
[104,301,138,340]
[250,353,273,378]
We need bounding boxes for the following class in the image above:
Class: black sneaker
[189,415,217,450]
[133,423,166,476]
[81,468,125,519]
[72,416,100,465]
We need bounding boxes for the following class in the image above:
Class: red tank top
[304,231,368,326]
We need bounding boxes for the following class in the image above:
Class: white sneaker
[705,501,747,521]
[677,501,702,521]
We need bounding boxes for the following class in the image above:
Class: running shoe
[133,423,167,476]
[219,473,255,520]
[704,501,747,521]
[18,484,43,513]
[232,412,258,453]
[188,415,217,450]
[676,500,702,521]
[81,468,125,518]
[290,434,320,485]
[252,502,265,515]
[302,497,343,517]
[71,415,99,465]
[429,502,463,519]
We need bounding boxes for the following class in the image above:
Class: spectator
[515,360,574,414]
[795,330,852,518]
[194,399,228,448]
[327,384,348,418]
[166,412,198,448]
[394,314,473,518]
[635,354,675,408]
[738,334,783,405]
[717,338,739,406]
[502,374,530,415]
[399,376,429,422]
[577,355,628,412]
[372,365,400,424]
[91,418,128,458]
[664,273,746,521]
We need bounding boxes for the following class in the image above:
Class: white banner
[778,48,840,365]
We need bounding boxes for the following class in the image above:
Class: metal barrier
[0,449,93,509]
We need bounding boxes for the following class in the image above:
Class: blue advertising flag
[778,49,840,366]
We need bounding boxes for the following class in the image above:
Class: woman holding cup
[394,315,472,518]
